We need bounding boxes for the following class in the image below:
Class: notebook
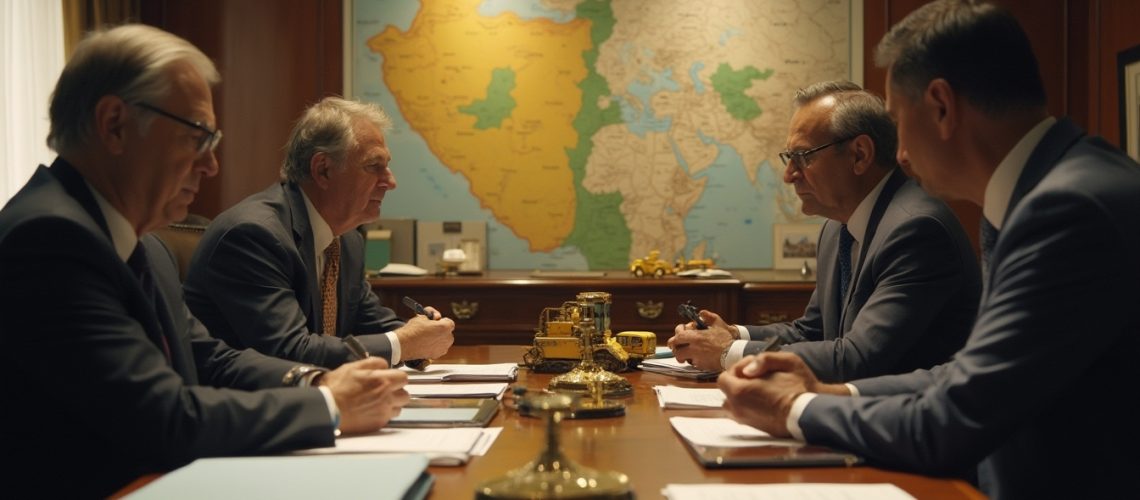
[402,363,519,383]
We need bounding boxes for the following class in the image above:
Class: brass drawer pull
[756,312,789,325]
[450,300,478,320]
[636,300,663,319]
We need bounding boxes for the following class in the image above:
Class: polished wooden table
[118,345,984,499]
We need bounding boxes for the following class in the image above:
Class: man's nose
[196,149,219,177]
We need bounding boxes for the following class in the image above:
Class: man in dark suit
[718,1,1140,498]
[671,82,979,382]
[184,97,454,368]
[0,25,410,497]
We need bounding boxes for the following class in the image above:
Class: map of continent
[353,0,859,270]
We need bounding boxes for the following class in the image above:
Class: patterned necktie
[980,217,998,289]
[837,224,854,301]
[321,238,341,336]
[127,244,173,364]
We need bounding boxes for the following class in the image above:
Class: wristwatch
[719,348,730,371]
[282,365,326,387]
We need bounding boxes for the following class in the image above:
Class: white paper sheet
[293,426,501,466]
[654,385,726,409]
[669,416,801,448]
[402,363,519,383]
[662,483,916,500]
[406,382,509,398]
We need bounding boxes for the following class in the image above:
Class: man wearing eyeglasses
[184,97,455,369]
[0,25,410,497]
[670,81,980,383]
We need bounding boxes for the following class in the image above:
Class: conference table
[118,345,985,498]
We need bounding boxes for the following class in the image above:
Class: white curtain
[0,1,64,208]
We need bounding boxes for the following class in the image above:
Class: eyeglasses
[132,102,222,155]
[778,136,857,169]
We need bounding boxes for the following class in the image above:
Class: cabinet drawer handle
[636,300,663,320]
[756,312,788,325]
[450,300,478,320]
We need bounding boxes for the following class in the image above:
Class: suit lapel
[837,168,906,330]
[283,182,324,331]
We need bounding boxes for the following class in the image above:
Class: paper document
[403,363,519,383]
[294,426,500,466]
[127,454,432,500]
[639,357,719,380]
[669,416,801,448]
[654,385,726,409]
[406,382,509,399]
[662,483,915,500]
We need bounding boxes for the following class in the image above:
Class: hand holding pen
[399,296,456,370]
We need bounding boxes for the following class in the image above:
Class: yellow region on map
[367,0,591,251]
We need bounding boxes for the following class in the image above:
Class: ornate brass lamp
[475,392,632,499]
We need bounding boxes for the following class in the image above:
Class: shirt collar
[982,117,1056,229]
[845,170,893,245]
[85,180,138,262]
[301,189,335,253]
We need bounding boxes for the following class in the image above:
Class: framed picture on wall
[1117,44,1140,163]
[772,223,822,270]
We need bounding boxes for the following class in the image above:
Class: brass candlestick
[475,392,632,499]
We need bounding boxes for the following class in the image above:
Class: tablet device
[683,440,863,468]
[388,398,499,428]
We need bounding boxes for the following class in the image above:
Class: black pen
[343,334,370,361]
[400,296,435,370]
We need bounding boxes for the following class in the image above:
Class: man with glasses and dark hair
[0,25,410,497]
[670,80,979,383]
[185,97,455,368]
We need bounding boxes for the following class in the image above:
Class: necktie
[321,238,341,336]
[837,224,854,301]
[980,217,998,288]
[127,244,173,364]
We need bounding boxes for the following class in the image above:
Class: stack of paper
[403,363,519,383]
[639,357,719,380]
[669,416,800,448]
[662,483,916,500]
[128,455,433,500]
[294,427,502,466]
[654,385,726,409]
[406,382,509,399]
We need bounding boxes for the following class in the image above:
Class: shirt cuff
[786,392,816,441]
[317,386,341,435]
[846,383,860,397]
[385,331,402,365]
[723,340,748,370]
[735,324,750,340]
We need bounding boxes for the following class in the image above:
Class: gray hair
[873,0,1045,115]
[281,97,393,183]
[793,80,898,169]
[47,24,219,155]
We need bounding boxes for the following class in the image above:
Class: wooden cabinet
[370,270,814,345]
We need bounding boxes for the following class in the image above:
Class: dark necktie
[127,244,173,364]
[838,224,854,301]
[321,238,341,336]
[980,217,998,288]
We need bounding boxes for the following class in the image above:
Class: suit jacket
[798,119,1140,499]
[185,182,404,367]
[744,169,979,382]
[0,160,333,497]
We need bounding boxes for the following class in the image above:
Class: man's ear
[309,152,332,188]
[93,95,129,155]
[850,134,875,175]
[925,78,957,140]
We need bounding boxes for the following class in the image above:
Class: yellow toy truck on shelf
[523,293,657,373]
[630,250,673,278]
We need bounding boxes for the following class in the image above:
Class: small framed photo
[1118,44,1140,162]
[772,223,822,270]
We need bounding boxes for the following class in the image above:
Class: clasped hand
[321,357,410,434]
[717,351,846,438]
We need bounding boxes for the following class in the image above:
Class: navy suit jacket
[798,119,1140,499]
[744,169,979,382]
[185,182,404,368]
[0,160,332,497]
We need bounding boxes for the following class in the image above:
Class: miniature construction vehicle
[524,292,650,373]
[614,331,656,367]
[629,250,673,278]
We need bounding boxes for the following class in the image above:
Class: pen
[677,301,707,329]
[343,334,370,361]
[400,296,435,371]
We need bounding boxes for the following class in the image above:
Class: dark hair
[874,0,1046,114]
[794,80,899,169]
